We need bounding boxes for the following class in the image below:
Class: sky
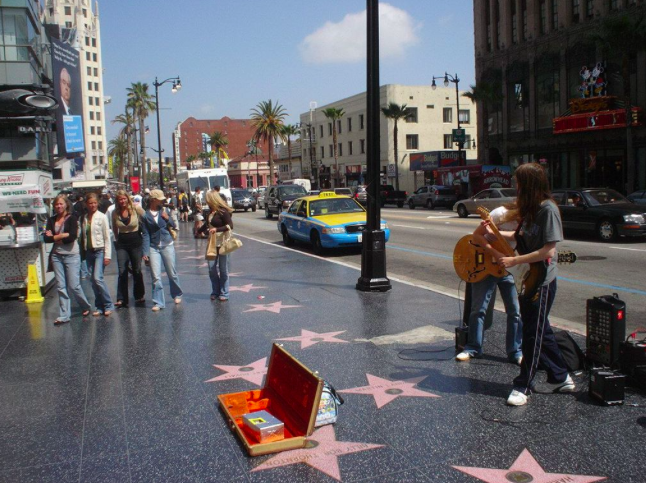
[100,0,477,157]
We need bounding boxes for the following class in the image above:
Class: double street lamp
[432,72,465,166]
[153,75,181,191]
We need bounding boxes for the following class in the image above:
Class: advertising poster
[51,38,85,156]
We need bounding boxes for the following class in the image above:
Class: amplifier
[586,294,625,366]
[589,369,625,405]
[619,340,646,390]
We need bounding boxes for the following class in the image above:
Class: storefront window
[508,81,529,132]
[536,60,560,129]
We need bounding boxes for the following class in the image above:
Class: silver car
[407,185,457,210]
[453,188,517,218]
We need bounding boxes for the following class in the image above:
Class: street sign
[387,164,396,176]
[452,128,466,143]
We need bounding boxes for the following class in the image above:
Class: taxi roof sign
[318,191,337,198]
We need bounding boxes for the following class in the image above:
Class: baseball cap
[144,188,150,194]
[133,195,142,203]
[149,189,166,201]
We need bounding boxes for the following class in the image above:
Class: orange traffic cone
[25,263,44,304]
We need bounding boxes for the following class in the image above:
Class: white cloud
[299,3,420,64]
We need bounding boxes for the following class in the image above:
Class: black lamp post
[432,72,464,166]
[356,0,391,293]
[153,76,181,191]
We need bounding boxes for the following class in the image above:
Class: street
[231,207,646,335]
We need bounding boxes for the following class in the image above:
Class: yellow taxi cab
[277,191,390,253]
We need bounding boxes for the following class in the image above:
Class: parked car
[277,191,390,254]
[552,188,646,241]
[407,185,457,210]
[264,184,309,219]
[255,186,268,207]
[231,189,257,212]
[453,188,517,218]
[379,185,407,208]
[353,185,368,206]
[627,190,646,206]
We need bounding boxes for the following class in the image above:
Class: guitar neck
[477,208,515,257]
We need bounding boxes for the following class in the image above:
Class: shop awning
[0,184,47,214]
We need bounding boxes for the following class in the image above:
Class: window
[91,141,96,150]
[92,38,96,47]
[551,0,558,30]
[348,141,353,155]
[93,53,97,61]
[88,82,92,91]
[97,112,101,121]
[65,21,72,28]
[360,139,366,154]
[328,123,332,136]
[406,107,418,123]
[486,0,492,51]
[65,6,72,15]
[458,110,470,124]
[83,8,87,17]
[49,8,54,15]
[572,0,580,23]
[509,81,529,132]
[94,68,98,76]
[495,0,501,49]
[89,111,94,120]
[347,117,352,132]
[85,36,90,46]
[338,143,343,156]
[94,82,99,91]
[95,97,99,105]
[87,66,91,76]
[443,108,453,123]
[406,135,419,150]
[359,114,364,129]
[329,144,333,157]
[337,120,342,134]
[511,0,518,44]
[536,61,560,129]
[320,146,325,159]
[86,52,90,60]
[443,134,453,149]
[540,0,547,34]
[522,0,528,40]
[88,97,93,105]
[97,127,102,135]
[586,0,594,17]
[320,125,324,138]
[90,126,95,135]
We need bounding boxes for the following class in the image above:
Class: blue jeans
[80,258,89,278]
[86,249,114,313]
[209,253,230,299]
[464,274,522,359]
[52,253,91,322]
[149,244,182,309]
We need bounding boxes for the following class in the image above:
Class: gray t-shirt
[517,200,563,285]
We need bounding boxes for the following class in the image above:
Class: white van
[176,168,232,207]
[282,179,311,192]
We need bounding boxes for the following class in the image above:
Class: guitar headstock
[557,251,577,265]
[476,206,491,221]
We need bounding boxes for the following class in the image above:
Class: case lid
[265,343,323,436]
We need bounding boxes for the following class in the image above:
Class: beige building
[44,0,107,180]
[299,84,478,193]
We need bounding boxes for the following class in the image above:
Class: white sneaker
[152,306,161,312]
[552,374,575,393]
[507,390,528,406]
[455,351,473,361]
[174,297,182,304]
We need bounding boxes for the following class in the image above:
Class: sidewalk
[0,225,643,482]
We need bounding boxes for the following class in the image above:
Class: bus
[176,168,232,207]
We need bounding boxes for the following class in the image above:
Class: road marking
[392,224,427,230]
[426,215,452,219]
[609,246,646,252]
[387,244,453,260]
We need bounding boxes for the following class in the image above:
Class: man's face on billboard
[60,68,71,104]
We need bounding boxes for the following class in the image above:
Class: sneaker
[152,306,161,312]
[218,296,228,302]
[551,374,575,393]
[514,355,523,366]
[174,298,182,304]
[507,390,528,406]
[455,351,473,361]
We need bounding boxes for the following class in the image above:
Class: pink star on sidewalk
[251,425,383,481]
[276,329,349,349]
[244,301,302,314]
[229,284,267,293]
[205,357,267,386]
[339,374,439,409]
[452,448,607,483]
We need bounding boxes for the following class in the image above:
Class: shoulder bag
[218,224,242,256]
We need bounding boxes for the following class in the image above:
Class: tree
[111,109,135,182]
[381,103,410,191]
[281,124,300,178]
[107,137,128,182]
[209,131,229,167]
[321,108,345,187]
[197,151,211,168]
[127,82,156,190]
[185,154,196,170]
[590,14,646,193]
[250,100,287,185]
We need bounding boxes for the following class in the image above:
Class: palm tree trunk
[287,138,292,178]
[393,121,400,191]
[127,130,133,182]
[139,118,147,189]
[268,140,274,186]
[333,128,339,187]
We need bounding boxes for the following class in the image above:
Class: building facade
[299,84,478,193]
[44,0,107,180]
[473,0,646,194]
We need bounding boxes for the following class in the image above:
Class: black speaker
[586,294,625,366]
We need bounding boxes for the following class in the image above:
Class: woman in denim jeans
[81,192,114,317]
[44,194,92,325]
[141,190,182,311]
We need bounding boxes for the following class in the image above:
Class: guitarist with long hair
[490,163,574,406]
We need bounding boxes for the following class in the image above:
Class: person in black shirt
[199,190,233,301]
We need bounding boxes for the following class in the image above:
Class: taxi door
[286,200,306,241]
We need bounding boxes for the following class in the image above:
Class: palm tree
[127,82,156,190]
[185,154,196,170]
[281,124,300,178]
[197,151,211,168]
[111,109,135,181]
[321,108,345,187]
[381,103,410,191]
[108,137,128,183]
[250,100,287,185]
[209,131,229,167]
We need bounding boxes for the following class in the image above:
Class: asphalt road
[230,206,646,335]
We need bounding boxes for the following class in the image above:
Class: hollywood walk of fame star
[276,329,349,349]
[205,357,267,386]
[251,425,383,481]
[243,301,302,314]
[452,448,607,483]
[229,284,267,293]
[338,374,439,409]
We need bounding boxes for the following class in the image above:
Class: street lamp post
[153,75,181,191]
[308,101,317,190]
[432,72,464,166]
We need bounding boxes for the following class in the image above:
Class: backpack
[555,330,586,372]
[181,193,188,207]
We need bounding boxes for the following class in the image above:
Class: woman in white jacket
[81,192,114,316]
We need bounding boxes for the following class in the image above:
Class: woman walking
[141,190,183,311]
[199,191,234,301]
[81,192,114,317]
[44,194,91,325]
[489,163,574,406]
[112,190,145,308]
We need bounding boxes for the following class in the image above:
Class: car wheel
[457,204,469,218]
[281,225,294,246]
[397,201,404,208]
[252,206,257,212]
[597,220,617,242]
[426,199,435,210]
[265,206,273,219]
[408,200,415,209]
[311,230,324,255]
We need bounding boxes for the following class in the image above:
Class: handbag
[315,381,344,427]
[218,225,242,256]
[205,232,218,260]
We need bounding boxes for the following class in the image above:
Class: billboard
[409,151,466,171]
[51,38,85,156]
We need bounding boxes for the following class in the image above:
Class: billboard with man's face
[51,38,85,156]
